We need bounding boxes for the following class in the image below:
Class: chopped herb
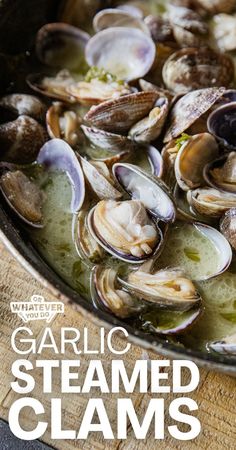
[72,260,83,278]
[184,247,201,262]
[84,66,123,84]
[175,133,191,151]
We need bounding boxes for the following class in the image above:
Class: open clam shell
[81,125,134,152]
[208,333,236,356]
[212,13,236,52]
[144,15,174,44]
[147,145,164,178]
[76,210,105,263]
[120,263,202,312]
[140,306,202,335]
[174,133,219,191]
[80,157,122,200]
[164,87,225,143]
[163,48,234,95]
[113,163,176,222]
[207,102,236,151]
[46,102,82,147]
[85,27,156,82]
[204,153,236,193]
[116,4,143,19]
[220,208,236,251]
[37,138,85,214]
[36,22,89,70]
[167,5,208,34]
[27,71,77,103]
[187,187,236,218]
[129,95,169,144]
[84,91,158,133]
[93,8,149,34]
[87,199,164,264]
[0,169,44,228]
[91,265,143,318]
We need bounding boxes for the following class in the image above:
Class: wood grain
[0,241,235,450]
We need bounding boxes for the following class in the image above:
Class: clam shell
[92,265,143,318]
[204,153,236,193]
[76,210,105,262]
[0,115,48,164]
[163,48,234,95]
[120,266,202,312]
[0,170,44,228]
[87,200,164,264]
[36,22,89,70]
[116,4,143,18]
[93,8,149,34]
[208,333,236,356]
[129,95,169,144]
[80,157,122,200]
[220,208,236,251]
[113,162,176,222]
[144,15,174,43]
[212,14,236,52]
[207,102,236,151]
[85,27,156,82]
[27,71,77,103]
[84,91,158,133]
[81,125,134,152]
[164,87,225,143]
[0,94,46,122]
[167,5,208,34]
[187,187,236,218]
[37,139,85,213]
[46,102,82,147]
[174,133,219,191]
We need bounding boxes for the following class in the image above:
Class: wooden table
[0,241,235,450]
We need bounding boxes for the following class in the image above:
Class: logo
[10,295,64,323]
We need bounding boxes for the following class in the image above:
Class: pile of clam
[1,0,236,354]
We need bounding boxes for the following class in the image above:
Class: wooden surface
[0,241,236,449]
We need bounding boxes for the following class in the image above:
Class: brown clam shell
[84,91,158,133]
[164,87,225,143]
[0,94,47,122]
[163,47,234,95]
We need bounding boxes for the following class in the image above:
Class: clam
[85,27,156,82]
[140,306,202,335]
[87,199,163,263]
[81,125,134,152]
[196,0,236,14]
[92,266,143,318]
[204,153,236,193]
[0,94,47,122]
[139,79,174,103]
[37,139,85,214]
[27,71,77,103]
[0,115,48,164]
[208,333,236,356]
[207,102,236,151]
[147,145,164,178]
[174,133,219,191]
[220,208,236,251]
[167,5,208,34]
[161,140,179,190]
[129,95,169,143]
[84,91,158,133]
[67,75,133,106]
[93,8,149,34]
[144,15,174,43]
[113,163,176,223]
[212,14,236,52]
[80,157,122,200]
[187,187,236,218]
[120,261,201,311]
[0,170,44,228]
[76,210,105,262]
[164,87,225,143]
[171,25,201,48]
[163,48,234,95]
[36,23,89,70]
[46,102,82,147]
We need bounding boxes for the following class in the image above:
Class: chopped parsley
[84,66,124,85]
[175,133,191,151]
